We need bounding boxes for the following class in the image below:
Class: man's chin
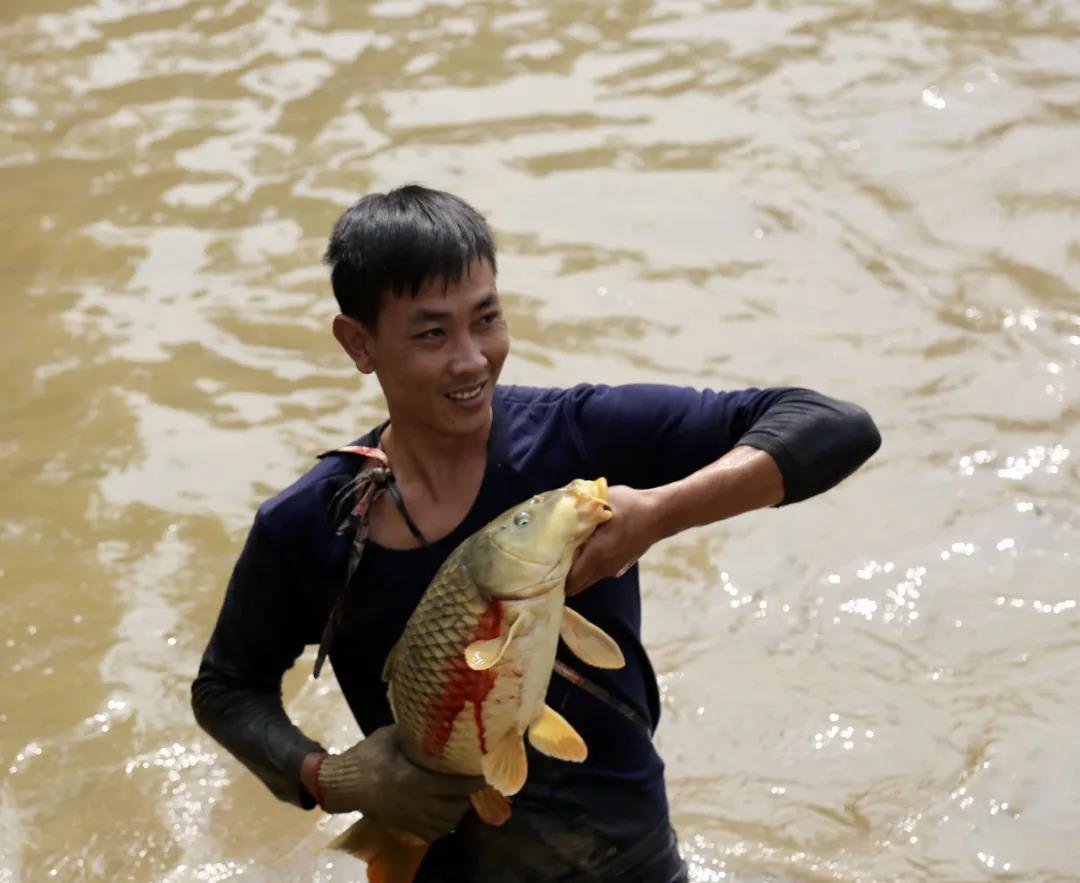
[437,392,493,433]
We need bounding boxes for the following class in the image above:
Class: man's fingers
[411,817,445,842]
[566,554,586,582]
[416,798,472,840]
[439,798,473,826]
[569,543,615,594]
[396,798,464,841]
[432,773,487,797]
[449,774,487,795]
[566,577,587,597]
[567,545,600,595]
[566,567,590,596]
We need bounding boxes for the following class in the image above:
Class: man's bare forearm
[648,446,784,541]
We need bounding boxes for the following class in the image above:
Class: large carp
[331,477,625,882]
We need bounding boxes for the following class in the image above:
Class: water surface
[2,1,1078,880]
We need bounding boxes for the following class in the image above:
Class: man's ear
[333,314,377,374]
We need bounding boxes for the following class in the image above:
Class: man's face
[340,259,510,437]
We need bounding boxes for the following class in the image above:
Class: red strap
[334,444,389,464]
[310,752,329,809]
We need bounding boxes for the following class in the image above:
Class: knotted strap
[313,444,431,678]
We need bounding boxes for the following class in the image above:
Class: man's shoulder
[495,381,616,411]
[493,382,699,469]
[495,382,603,431]
[495,382,575,406]
[495,381,701,418]
[255,433,376,535]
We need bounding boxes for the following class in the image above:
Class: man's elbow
[190,672,211,732]
[846,403,882,466]
[190,666,226,737]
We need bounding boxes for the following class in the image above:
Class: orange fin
[560,607,625,669]
[482,726,528,796]
[470,785,512,826]
[329,817,428,883]
[527,703,587,762]
[465,611,528,671]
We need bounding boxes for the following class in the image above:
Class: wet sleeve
[564,384,880,505]
[191,512,325,809]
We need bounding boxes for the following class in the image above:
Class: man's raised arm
[566,386,880,593]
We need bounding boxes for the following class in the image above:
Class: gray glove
[317,725,486,842]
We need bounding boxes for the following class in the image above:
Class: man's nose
[448,330,486,374]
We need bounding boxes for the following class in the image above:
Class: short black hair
[323,184,497,328]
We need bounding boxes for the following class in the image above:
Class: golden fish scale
[389,544,496,773]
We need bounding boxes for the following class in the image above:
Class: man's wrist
[640,486,675,545]
[300,751,329,808]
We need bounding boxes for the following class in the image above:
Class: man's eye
[416,328,444,340]
[480,311,501,325]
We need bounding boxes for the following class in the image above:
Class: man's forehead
[404,287,498,321]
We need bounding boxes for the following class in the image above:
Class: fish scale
[390,545,506,773]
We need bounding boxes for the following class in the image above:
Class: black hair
[323,184,497,329]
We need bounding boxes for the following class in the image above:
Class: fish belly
[498,592,564,735]
[402,593,564,776]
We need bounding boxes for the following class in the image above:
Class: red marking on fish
[422,600,502,758]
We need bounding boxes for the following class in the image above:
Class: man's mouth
[445,381,486,402]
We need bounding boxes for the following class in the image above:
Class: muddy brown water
[2,1,1078,880]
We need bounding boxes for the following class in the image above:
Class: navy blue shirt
[193,383,879,879]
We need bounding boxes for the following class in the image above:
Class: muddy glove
[316,725,486,842]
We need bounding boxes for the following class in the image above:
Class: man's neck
[380,410,492,502]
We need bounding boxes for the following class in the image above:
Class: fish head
[465,478,612,600]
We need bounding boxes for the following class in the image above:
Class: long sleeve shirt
[192,383,880,851]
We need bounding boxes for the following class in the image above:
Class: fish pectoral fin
[464,636,506,672]
[465,611,529,671]
[559,607,626,669]
[470,785,512,827]
[528,703,588,762]
[481,727,528,796]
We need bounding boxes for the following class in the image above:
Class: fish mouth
[568,477,612,524]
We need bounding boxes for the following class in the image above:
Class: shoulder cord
[313,444,431,678]
[312,445,653,736]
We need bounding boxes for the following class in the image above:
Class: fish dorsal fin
[559,607,625,669]
[469,786,512,827]
[465,610,529,671]
[482,726,528,796]
[381,640,400,683]
[528,703,587,762]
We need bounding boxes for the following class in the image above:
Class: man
[192,185,880,881]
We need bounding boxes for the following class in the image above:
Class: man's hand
[565,485,662,596]
[566,448,786,597]
[315,725,485,842]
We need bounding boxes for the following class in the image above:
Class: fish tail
[329,818,429,883]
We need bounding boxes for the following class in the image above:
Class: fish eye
[513,511,532,528]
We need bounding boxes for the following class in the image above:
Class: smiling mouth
[445,381,486,402]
